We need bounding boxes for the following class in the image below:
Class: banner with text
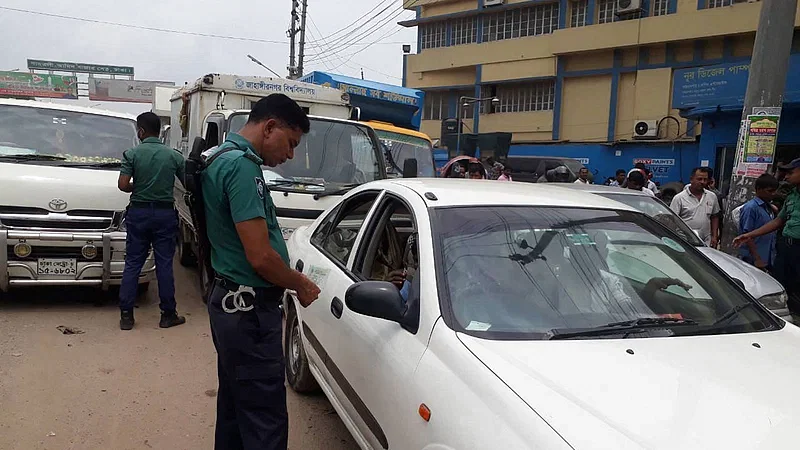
[27,59,134,76]
[89,79,175,103]
[0,71,78,99]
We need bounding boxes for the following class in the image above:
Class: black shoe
[159,310,186,328]
[120,310,135,331]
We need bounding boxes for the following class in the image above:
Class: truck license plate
[37,258,77,276]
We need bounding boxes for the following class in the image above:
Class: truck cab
[0,99,155,292]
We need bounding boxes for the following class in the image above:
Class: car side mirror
[345,281,405,323]
[403,158,418,178]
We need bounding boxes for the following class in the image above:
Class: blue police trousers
[208,281,288,450]
[119,207,178,312]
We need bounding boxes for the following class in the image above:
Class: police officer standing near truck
[201,94,320,450]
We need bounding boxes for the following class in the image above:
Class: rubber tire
[178,226,196,267]
[284,304,320,394]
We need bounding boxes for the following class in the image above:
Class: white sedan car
[284,178,800,450]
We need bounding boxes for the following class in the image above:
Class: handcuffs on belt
[221,285,256,314]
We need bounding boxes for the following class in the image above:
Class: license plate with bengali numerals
[37,258,77,276]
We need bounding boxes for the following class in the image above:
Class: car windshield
[0,105,138,164]
[374,129,435,178]
[597,192,705,246]
[229,113,381,192]
[434,206,776,340]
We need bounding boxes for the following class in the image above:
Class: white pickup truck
[0,99,155,292]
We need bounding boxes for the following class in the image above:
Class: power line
[328,27,405,72]
[0,6,288,44]
[305,0,395,45]
[308,0,417,56]
[306,8,413,61]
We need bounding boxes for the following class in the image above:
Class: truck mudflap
[0,228,155,292]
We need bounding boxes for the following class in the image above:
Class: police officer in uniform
[735,158,800,313]
[201,94,321,450]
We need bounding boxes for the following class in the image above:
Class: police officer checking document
[202,94,320,450]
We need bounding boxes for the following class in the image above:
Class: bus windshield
[228,113,383,192]
[374,129,435,178]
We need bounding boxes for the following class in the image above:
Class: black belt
[782,235,800,246]
[129,201,175,209]
[213,277,284,299]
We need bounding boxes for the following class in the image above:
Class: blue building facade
[299,71,425,130]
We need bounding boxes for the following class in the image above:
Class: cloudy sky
[0,0,417,113]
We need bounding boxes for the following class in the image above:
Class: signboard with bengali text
[27,59,134,76]
[89,78,175,103]
[0,71,78,99]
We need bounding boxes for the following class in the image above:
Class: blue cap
[779,158,800,170]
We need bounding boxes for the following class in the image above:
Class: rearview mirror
[403,158,418,178]
[345,281,405,323]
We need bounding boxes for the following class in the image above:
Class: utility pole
[287,0,300,79]
[297,0,309,78]
[721,0,797,252]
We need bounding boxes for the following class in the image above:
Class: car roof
[557,183,652,197]
[0,98,137,121]
[359,179,639,211]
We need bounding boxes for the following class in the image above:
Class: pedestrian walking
[497,165,513,181]
[735,158,800,313]
[609,169,626,187]
[200,94,320,450]
[625,170,656,197]
[117,112,186,331]
[670,167,720,248]
[737,173,779,271]
[574,167,591,184]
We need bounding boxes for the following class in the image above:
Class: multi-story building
[400,0,800,185]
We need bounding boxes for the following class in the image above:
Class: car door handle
[331,297,343,319]
[295,259,304,272]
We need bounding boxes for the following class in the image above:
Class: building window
[652,0,669,15]
[597,0,617,23]
[423,91,446,120]
[707,0,732,7]
[482,3,560,43]
[454,90,476,119]
[570,0,589,27]
[420,22,446,50]
[451,16,478,45]
[482,81,556,114]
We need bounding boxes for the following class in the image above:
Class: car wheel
[178,225,196,267]
[284,304,320,393]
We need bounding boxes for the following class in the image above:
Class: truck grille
[7,245,104,262]
[0,206,115,230]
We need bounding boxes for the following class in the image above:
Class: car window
[311,192,379,266]
[353,196,417,282]
[432,206,776,340]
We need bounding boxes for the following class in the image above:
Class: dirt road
[0,262,359,450]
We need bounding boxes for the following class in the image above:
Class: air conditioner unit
[633,120,659,139]
[484,0,505,7]
[616,0,642,14]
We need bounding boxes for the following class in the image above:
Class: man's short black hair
[248,93,311,133]
[628,170,646,185]
[755,173,779,191]
[136,112,161,136]
[697,166,714,178]
[691,167,708,177]
[634,162,646,170]
[616,169,626,176]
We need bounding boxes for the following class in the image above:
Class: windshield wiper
[712,302,758,326]
[0,154,66,161]
[314,183,360,199]
[267,178,325,188]
[60,161,121,168]
[548,317,697,340]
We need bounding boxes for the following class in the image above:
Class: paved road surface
[0,261,359,450]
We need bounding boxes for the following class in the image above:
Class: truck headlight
[758,292,788,311]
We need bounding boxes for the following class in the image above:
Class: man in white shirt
[574,167,591,184]
[670,167,721,247]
